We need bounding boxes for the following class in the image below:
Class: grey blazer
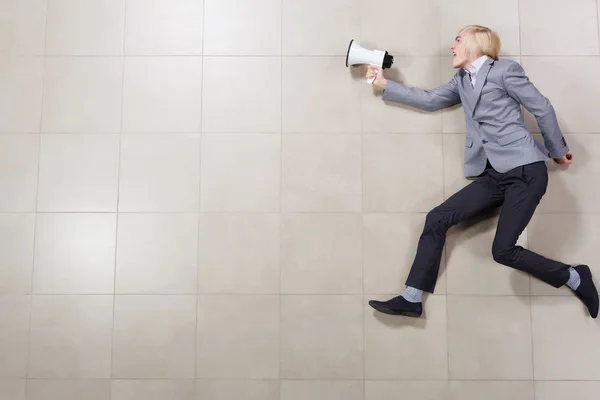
[381,58,569,177]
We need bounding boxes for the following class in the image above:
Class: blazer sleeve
[502,62,569,158]
[381,76,461,112]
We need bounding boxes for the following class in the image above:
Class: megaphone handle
[366,64,381,85]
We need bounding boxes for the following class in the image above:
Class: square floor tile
[520,0,598,55]
[204,0,280,55]
[362,0,440,56]
[365,381,448,400]
[281,295,363,379]
[33,214,116,294]
[198,214,280,294]
[361,57,442,133]
[0,0,46,55]
[125,0,203,55]
[281,380,363,400]
[528,214,600,295]
[282,0,360,55]
[37,134,119,212]
[200,134,280,212]
[195,380,279,400]
[122,57,202,133]
[521,57,600,133]
[363,213,446,295]
[42,57,122,133]
[112,380,195,400]
[0,135,39,212]
[281,214,362,294]
[112,295,196,378]
[446,216,530,295]
[202,57,281,132]
[0,215,34,294]
[0,296,29,378]
[28,295,113,378]
[438,0,520,56]
[116,214,198,294]
[27,380,110,400]
[363,134,444,212]
[282,135,361,212]
[449,381,534,400]
[532,296,600,380]
[46,0,125,55]
[0,380,25,400]
[0,57,43,133]
[365,296,448,379]
[282,57,362,133]
[448,296,533,379]
[119,134,200,212]
[197,295,279,378]
[535,381,600,400]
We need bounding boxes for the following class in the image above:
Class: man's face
[450,35,469,69]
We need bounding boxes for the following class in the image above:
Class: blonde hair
[458,25,501,60]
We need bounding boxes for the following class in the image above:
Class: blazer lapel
[471,58,494,117]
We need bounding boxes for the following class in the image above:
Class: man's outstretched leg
[369,171,504,317]
[491,162,598,318]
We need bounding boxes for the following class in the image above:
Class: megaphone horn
[346,39,394,84]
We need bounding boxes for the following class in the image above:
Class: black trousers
[406,161,570,293]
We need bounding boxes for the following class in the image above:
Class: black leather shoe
[573,265,599,319]
[368,295,422,317]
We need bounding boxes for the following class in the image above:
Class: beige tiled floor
[1,1,600,399]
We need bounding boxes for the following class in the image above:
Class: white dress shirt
[465,55,489,86]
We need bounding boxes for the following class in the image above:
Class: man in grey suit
[367,25,598,319]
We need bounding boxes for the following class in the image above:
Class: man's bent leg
[369,175,504,317]
[491,162,570,287]
[405,175,504,292]
[492,162,598,317]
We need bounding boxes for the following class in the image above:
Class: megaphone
[345,39,394,84]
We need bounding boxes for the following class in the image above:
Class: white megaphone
[345,39,394,84]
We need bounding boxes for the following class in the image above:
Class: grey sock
[566,267,581,291]
[402,286,424,303]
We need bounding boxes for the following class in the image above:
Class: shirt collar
[465,55,489,77]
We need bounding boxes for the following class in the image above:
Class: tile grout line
[518,2,537,396]
[436,27,451,379]
[194,0,207,391]
[24,0,51,393]
[109,0,128,392]
[13,292,578,297]
[361,135,366,391]
[597,0,600,56]
[5,210,600,216]
[30,53,595,58]
[33,53,411,58]
[6,131,599,136]
[529,295,537,394]
[279,0,284,389]
[359,9,367,397]
[1,209,600,216]
[439,54,452,384]
[18,377,600,382]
